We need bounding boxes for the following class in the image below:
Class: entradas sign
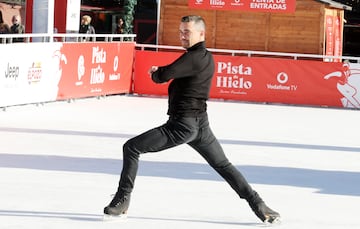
[188,0,296,13]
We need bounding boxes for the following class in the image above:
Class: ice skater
[104,15,280,224]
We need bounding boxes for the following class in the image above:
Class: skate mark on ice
[0,127,359,152]
[0,209,103,221]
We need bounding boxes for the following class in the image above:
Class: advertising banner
[0,42,63,107]
[0,42,135,107]
[133,50,360,108]
[333,16,342,59]
[325,15,334,56]
[1,44,358,109]
[210,56,342,107]
[188,0,296,13]
[56,42,135,100]
[325,15,342,62]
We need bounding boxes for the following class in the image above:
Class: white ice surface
[0,95,359,229]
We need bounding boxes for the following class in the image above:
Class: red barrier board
[188,0,296,13]
[134,50,360,108]
[56,42,135,100]
[210,56,343,107]
[133,50,181,96]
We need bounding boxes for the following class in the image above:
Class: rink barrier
[1,35,360,109]
[1,40,136,107]
[134,44,360,109]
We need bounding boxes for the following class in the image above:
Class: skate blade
[264,216,281,226]
[103,213,128,221]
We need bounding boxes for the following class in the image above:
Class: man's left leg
[188,116,280,223]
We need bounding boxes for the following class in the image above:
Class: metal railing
[136,44,360,63]
[1,33,359,63]
[0,33,136,43]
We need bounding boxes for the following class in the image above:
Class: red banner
[325,15,334,56]
[133,50,360,108]
[209,56,343,106]
[56,42,135,100]
[188,0,296,13]
[325,15,342,62]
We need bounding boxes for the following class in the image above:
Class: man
[104,15,280,224]
[114,17,125,34]
[79,15,95,41]
[10,15,25,42]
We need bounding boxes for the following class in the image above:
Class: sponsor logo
[109,56,121,81]
[3,63,20,88]
[27,62,42,84]
[267,72,298,91]
[5,63,19,80]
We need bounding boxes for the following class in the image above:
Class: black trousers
[117,114,256,201]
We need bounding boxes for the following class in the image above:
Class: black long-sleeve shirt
[151,42,215,117]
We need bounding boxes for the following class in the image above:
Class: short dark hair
[181,15,203,23]
[181,15,205,30]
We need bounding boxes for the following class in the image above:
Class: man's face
[179,21,204,49]
[12,17,19,25]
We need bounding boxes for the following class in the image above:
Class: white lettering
[266,83,299,91]
[109,73,121,81]
[217,62,252,75]
[216,75,252,89]
[90,65,105,84]
[92,47,106,64]
[210,0,225,5]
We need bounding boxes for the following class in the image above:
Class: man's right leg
[104,125,176,216]
[104,117,199,216]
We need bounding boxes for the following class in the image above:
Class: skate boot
[249,201,280,224]
[103,192,130,220]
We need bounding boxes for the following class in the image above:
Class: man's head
[81,15,92,25]
[12,15,20,25]
[179,15,206,49]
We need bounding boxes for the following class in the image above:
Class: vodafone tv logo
[277,72,288,84]
[109,56,121,81]
[267,71,298,91]
[324,63,360,108]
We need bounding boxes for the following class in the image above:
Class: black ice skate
[249,201,280,224]
[103,192,130,220]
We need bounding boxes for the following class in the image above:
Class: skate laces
[110,193,129,207]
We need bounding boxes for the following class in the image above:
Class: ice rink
[0,95,359,229]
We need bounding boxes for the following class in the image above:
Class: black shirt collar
[186,41,206,51]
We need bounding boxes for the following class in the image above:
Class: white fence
[0,33,359,63]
